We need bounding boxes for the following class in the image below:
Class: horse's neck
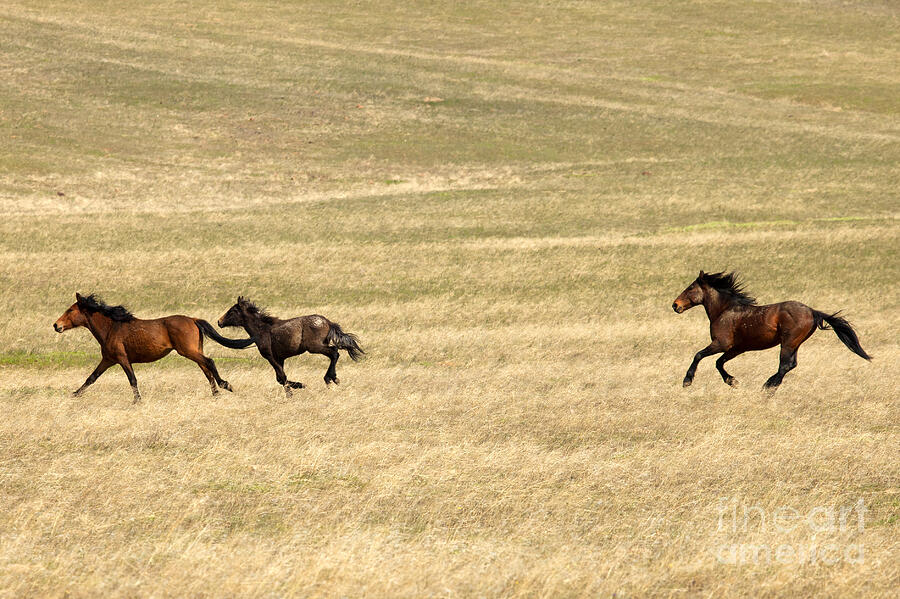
[702,290,732,321]
[85,312,115,344]
[241,316,268,338]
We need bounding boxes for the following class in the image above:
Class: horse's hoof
[221,381,234,392]
[682,379,692,388]
[763,379,780,392]
[72,390,82,397]
[725,377,737,387]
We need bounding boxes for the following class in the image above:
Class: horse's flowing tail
[812,310,872,361]
[195,319,255,349]
[326,322,365,361]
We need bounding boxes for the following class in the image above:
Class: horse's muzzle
[672,303,683,314]
[217,318,224,327]
[53,323,62,332]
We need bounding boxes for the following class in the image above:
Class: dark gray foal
[218,297,364,396]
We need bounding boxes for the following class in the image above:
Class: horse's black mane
[77,293,136,322]
[238,297,277,325]
[698,271,757,306]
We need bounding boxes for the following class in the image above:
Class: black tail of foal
[326,323,365,361]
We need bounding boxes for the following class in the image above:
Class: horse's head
[218,297,249,328]
[54,293,89,332]
[672,271,707,314]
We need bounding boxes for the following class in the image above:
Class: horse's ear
[75,292,83,301]
[698,270,705,278]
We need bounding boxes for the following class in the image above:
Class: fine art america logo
[713,498,866,565]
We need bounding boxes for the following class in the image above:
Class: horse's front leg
[715,349,743,387]
[73,358,114,396]
[683,342,724,387]
[262,352,303,396]
[118,359,141,403]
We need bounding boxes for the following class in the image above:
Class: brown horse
[54,293,254,402]
[218,297,364,396]
[672,271,871,390]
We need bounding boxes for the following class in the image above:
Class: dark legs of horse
[205,357,233,392]
[119,360,141,403]
[764,326,811,390]
[683,343,723,387]
[185,352,216,394]
[177,348,233,395]
[323,347,340,385]
[263,354,303,396]
[72,357,140,402]
[716,349,742,387]
[73,358,114,397]
[764,346,798,390]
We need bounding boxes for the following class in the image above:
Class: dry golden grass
[1,1,898,597]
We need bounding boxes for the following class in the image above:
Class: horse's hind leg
[177,349,221,395]
[323,347,340,385]
[204,356,233,392]
[764,345,798,390]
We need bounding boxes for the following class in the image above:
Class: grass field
[1,1,898,596]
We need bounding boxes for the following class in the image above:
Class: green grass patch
[0,350,97,368]
[0,350,258,369]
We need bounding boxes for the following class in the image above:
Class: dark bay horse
[54,293,254,402]
[672,271,870,390]
[218,297,364,396]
